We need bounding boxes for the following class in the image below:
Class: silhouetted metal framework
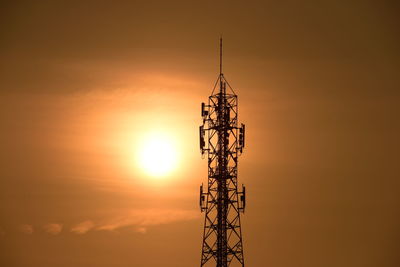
[199,38,246,267]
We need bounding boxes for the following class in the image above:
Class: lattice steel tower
[199,38,246,267]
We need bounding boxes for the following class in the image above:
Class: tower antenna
[199,39,247,267]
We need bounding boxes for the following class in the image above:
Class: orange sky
[1,1,399,267]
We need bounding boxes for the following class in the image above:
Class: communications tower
[199,38,246,267]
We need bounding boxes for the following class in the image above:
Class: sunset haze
[1,1,399,267]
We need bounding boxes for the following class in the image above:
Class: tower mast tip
[219,36,223,75]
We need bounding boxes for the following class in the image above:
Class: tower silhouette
[199,38,246,267]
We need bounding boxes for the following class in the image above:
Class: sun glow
[136,132,179,178]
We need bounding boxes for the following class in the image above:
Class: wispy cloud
[96,209,199,232]
[70,209,199,234]
[43,223,63,235]
[19,224,34,234]
[135,227,147,234]
[71,220,95,234]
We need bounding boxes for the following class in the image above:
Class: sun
[136,132,179,178]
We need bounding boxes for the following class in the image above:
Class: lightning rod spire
[220,36,223,75]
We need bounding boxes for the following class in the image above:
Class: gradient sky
[1,1,399,267]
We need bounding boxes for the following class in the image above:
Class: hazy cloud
[96,209,199,232]
[71,220,95,234]
[70,209,199,234]
[43,223,63,235]
[135,227,147,234]
[19,224,34,234]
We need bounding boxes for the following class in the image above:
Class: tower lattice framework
[199,39,246,267]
